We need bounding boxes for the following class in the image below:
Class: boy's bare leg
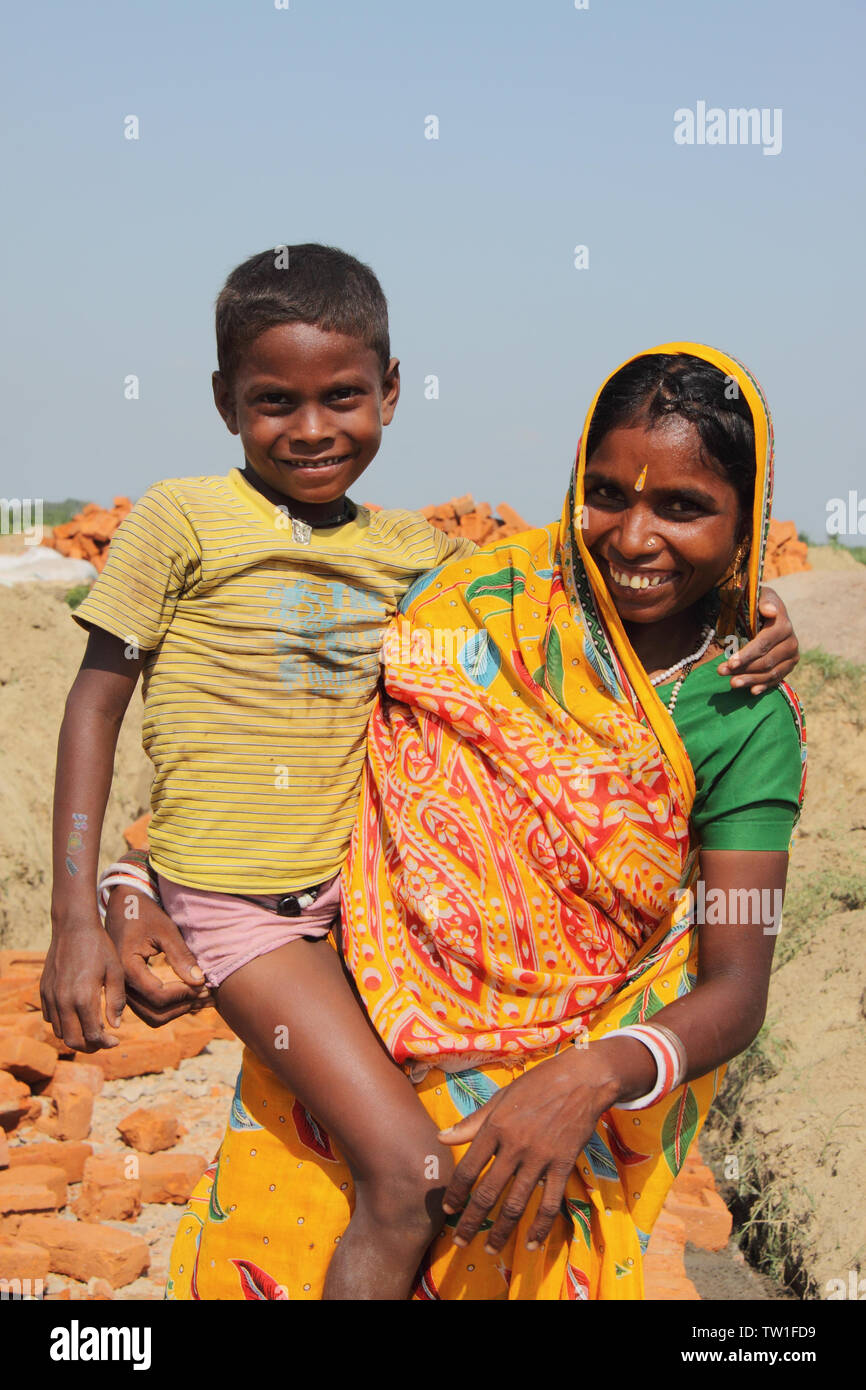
[215,937,452,1301]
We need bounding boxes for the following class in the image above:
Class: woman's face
[582,415,747,625]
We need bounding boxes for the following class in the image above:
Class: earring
[722,540,750,587]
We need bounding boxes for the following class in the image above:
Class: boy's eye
[328,387,361,402]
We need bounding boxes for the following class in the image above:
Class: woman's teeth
[609,566,672,591]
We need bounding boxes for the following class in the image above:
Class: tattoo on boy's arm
[65,813,89,877]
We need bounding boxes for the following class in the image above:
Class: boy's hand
[717,586,799,694]
[105,885,211,1028]
[40,917,126,1052]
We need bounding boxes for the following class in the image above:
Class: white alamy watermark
[1,1277,44,1299]
[825,1268,865,1299]
[674,102,782,157]
[826,490,866,537]
[685,880,783,935]
[1,497,43,545]
[49,1320,152,1370]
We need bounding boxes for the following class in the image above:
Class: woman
[107,342,804,1300]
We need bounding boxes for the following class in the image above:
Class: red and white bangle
[97,859,160,925]
[604,1023,688,1110]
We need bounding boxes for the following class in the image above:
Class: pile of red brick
[0,949,234,1299]
[642,1149,733,1298]
[40,499,133,573]
[365,495,531,545]
[763,519,811,580]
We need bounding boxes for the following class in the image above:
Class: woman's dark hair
[586,353,756,523]
[215,243,391,386]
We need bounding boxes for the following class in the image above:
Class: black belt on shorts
[234,884,322,918]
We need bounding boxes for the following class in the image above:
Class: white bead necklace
[650,624,716,715]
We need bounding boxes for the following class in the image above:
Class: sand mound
[0,584,151,951]
[702,579,866,1295]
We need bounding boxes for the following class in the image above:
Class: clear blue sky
[2,0,863,540]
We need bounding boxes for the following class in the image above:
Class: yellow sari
[166,342,801,1300]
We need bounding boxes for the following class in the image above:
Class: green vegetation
[797,647,866,730]
[41,499,87,527]
[705,1026,819,1297]
[64,584,91,610]
[798,647,866,682]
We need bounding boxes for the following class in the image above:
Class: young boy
[42,244,476,1300]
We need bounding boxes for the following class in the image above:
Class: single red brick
[0,1071,30,1132]
[168,1014,218,1059]
[0,1235,50,1281]
[75,1155,141,1223]
[45,1060,104,1096]
[7,1141,92,1183]
[666,1190,733,1251]
[0,1013,55,1044]
[0,1180,59,1214]
[117,1106,183,1154]
[673,1155,717,1198]
[138,1153,208,1204]
[0,1036,58,1086]
[0,1163,66,1208]
[34,1082,93,1142]
[16,1215,150,1288]
[89,1035,183,1080]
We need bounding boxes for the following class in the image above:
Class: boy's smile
[213,322,400,526]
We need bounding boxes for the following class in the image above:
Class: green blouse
[657,657,803,852]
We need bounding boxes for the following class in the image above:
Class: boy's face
[213,322,400,521]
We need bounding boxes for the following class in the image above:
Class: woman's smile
[603,558,680,592]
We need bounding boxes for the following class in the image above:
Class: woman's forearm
[586,972,766,1106]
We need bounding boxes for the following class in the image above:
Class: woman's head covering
[561,342,775,800]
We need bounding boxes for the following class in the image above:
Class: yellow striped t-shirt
[73,469,476,892]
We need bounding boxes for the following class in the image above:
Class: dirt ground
[0,577,152,950]
[701,550,866,1296]
[1,539,864,1298]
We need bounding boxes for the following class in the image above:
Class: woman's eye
[587,485,622,506]
[664,499,702,516]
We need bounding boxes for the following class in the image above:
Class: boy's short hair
[215,243,391,385]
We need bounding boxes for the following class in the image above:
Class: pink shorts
[157,873,342,988]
